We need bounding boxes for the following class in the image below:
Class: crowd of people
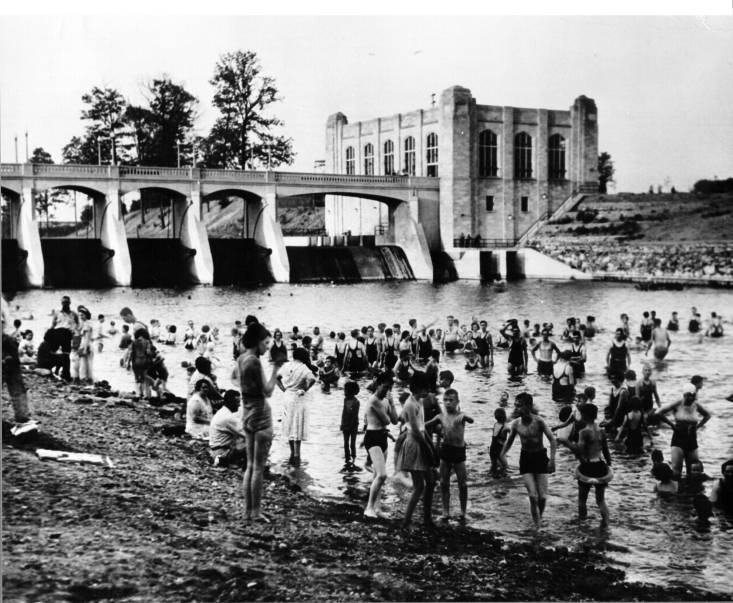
[3,294,732,531]
[530,240,733,279]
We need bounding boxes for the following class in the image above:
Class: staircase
[517,187,595,247]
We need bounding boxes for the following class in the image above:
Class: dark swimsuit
[671,422,698,452]
[508,339,526,373]
[382,337,397,370]
[364,429,388,454]
[636,380,655,414]
[625,416,644,452]
[439,444,467,464]
[269,340,288,363]
[578,460,609,480]
[415,336,432,362]
[345,342,367,373]
[519,448,549,474]
[608,342,627,379]
[365,338,379,364]
[569,343,585,377]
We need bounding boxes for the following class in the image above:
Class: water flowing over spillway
[286,245,414,282]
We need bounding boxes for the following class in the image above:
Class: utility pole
[177,142,181,168]
[97,139,102,165]
[24,130,28,161]
[14,134,18,163]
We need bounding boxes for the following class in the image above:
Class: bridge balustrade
[199,168,268,182]
[119,166,191,178]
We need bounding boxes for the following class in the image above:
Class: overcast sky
[0,14,731,192]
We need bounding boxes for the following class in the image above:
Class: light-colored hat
[683,383,697,396]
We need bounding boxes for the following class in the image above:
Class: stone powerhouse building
[325,85,598,249]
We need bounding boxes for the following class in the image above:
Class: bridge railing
[0,163,441,189]
[453,237,518,248]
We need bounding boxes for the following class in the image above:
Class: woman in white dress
[277,347,316,466]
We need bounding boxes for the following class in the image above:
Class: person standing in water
[654,382,711,478]
[363,372,398,519]
[606,328,631,381]
[531,330,560,377]
[500,392,557,529]
[563,403,613,525]
[647,318,671,360]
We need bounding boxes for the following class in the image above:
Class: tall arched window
[478,130,498,177]
[548,134,566,180]
[404,136,416,176]
[426,133,439,177]
[514,132,533,179]
[345,146,355,175]
[383,140,394,175]
[363,143,374,175]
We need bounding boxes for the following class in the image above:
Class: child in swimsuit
[425,388,474,523]
[490,407,509,477]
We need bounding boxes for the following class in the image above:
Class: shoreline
[2,371,729,602]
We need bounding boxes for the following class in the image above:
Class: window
[364,143,374,175]
[478,130,498,177]
[485,195,494,212]
[345,146,355,175]
[383,140,394,175]
[514,132,533,179]
[404,136,416,176]
[520,196,529,212]
[548,134,566,180]
[426,132,438,177]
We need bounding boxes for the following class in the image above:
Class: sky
[0,14,732,192]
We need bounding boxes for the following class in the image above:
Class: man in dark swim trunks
[654,383,711,477]
[500,393,557,528]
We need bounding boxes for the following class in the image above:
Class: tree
[62,134,105,164]
[126,76,198,167]
[80,86,129,165]
[29,147,65,228]
[205,50,294,169]
[597,152,614,194]
[29,147,53,164]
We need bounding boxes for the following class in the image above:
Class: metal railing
[453,237,518,248]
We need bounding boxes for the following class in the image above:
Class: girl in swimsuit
[552,350,576,403]
[334,332,347,369]
[606,329,630,381]
[365,327,379,368]
[381,328,398,370]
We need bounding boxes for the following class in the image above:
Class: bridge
[0,163,440,287]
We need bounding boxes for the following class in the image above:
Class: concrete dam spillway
[286,245,414,283]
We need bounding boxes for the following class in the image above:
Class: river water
[10,281,733,595]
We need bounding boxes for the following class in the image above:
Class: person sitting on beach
[490,407,510,478]
[425,388,473,523]
[500,392,557,529]
[188,356,219,398]
[164,324,177,346]
[36,329,70,380]
[17,330,35,363]
[710,459,733,514]
[209,390,248,468]
[562,403,612,525]
[186,378,215,440]
[183,320,197,350]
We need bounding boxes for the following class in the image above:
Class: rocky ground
[2,371,728,602]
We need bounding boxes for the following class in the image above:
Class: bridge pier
[174,191,214,285]
[391,198,433,282]
[254,192,290,283]
[18,186,44,287]
[96,189,131,286]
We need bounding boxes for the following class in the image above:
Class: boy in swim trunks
[500,392,557,528]
[563,403,612,525]
[425,388,474,523]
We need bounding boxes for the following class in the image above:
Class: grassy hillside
[537,192,733,243]
[60,198,326,239]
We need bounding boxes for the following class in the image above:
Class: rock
[33,368,52,376]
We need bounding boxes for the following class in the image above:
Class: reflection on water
[11,280,733,594]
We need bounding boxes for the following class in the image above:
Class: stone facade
[325,86,598,248]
